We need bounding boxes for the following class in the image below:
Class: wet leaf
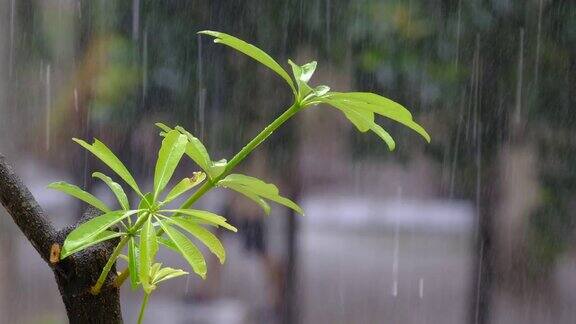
[73,138,142,196]
[153,130,188,201]
[48,181,110,213]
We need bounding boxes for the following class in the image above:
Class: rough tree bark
[0,154,123,323]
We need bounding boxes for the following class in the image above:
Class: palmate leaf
[92,172,130,210]
[153,130,188,201]
[48,181,110,213]
[218,174,304,215]
[167,217,226,264]
[158,221,207,279]
[73,138,143,196]
[198,30,296,94]
[61,209,141,259]
[163,209,238,232]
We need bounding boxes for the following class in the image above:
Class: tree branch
[0,154,57,263]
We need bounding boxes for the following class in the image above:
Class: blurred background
[0,0,574,323]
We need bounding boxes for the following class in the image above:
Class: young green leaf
[128,237,140,289]
[61,230,125,259]
[174,126,213,172]
[199,30,296,94]
[322,93,431,142]
[162,209,238,232]
[313,85,330,97]
[140,215,158,293]
[152,267,188,285]
[288,60,313,98]
[61,210,140,259]
[158,221,207,279]
[162,172,206,204]
[155,122,172,134]
[328,103,396,150]
[92,172,130,210]
[168,217,226,264]
[218,174,304,215]
[208,159,227,179]
[73,138,143,196]
[153,130,188,201]
[48,181,110,213]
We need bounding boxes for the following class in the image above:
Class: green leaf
[61,230,124,259]
[334,104,396,150]
[218,174,304,215]
[162,172,206,204]
[299,61,317,83]
[162,209,238,232]
[61,210,140,259]
[139,192,154,210]
[153,130,188,201]
[233,189,271,215]
[323,93,431,142]
[208,159,227,179]
[128,237,139,289]
[313,85,330,97]
[157,236,180,253]
[152,267,188,284]
[288,60,313,98]
[174,126,213,172]
[168,217,226,264]
[92,172,130,210]
[48,181,110,213]
[199,30,296,94]
[158,221,207,279]
[73,138,142,196]
[155,122,172,133]
[140,215,158,292]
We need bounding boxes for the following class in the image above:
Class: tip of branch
[49,243,61,264]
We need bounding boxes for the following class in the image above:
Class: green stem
[91,235,130,294]
[92,212,150,294]
[179,102,301,210]
[137,293,151,324]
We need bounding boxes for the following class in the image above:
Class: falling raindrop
[514,28,524,127]
[325,0,331,52]
[74,88,79,112]
[132,0,140,42]
[534,0,543,86]
[391,187,402,297]
[197,35,206,140]
[142,28,148,101]
[418,278,424,299]
[9,0,15,78]
[455,0,462,69]
[45,65,51,151]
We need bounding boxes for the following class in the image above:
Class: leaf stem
[93,212,150,294]
[137,293,151,324]
[91,235,130,294]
